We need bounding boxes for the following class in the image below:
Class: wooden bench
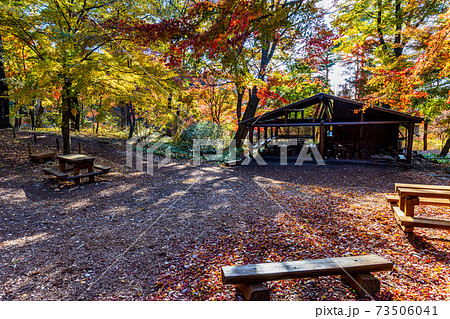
[386,183,450,232]
[43,164,110,184]
[30,152,56,163]
[224,160,242,167]
[93,164,111,173]
[221,254,393,300]
[42,167,68,180]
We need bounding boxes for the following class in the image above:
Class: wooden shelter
[240,93,424,164]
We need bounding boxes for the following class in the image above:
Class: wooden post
[237,283,270,301]
[264,127,268,142]
[12,127,16,139]
[423,121,428,151]
[56,138,60,152]
[257,127,261,144]
[27,143,32,156]
[312,126,315,143]
[78,142,82,154]
[319,123,325,157]
[33,133,37,144]
[406,123,414,164]
[249,126,254,146]
[342,273,380,298]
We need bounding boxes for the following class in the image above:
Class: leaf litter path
[0,130,449,300]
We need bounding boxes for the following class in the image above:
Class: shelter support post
[423,121,428,151]
[406,123,414,164]
[319,123,325,157]
[249,126,254,146]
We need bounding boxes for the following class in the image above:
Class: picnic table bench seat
[385,194,450,207]
[221,255,393,300]
[390,202,450,231]
[42,167,68,180]
[93,164,111,172]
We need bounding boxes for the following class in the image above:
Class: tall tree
[0,34,11,128]
[0,0,136,152]
[333,0,449,108]
[119,0,321,146]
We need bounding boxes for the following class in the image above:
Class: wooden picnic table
[57,154,96,185]
[386,183,450,233]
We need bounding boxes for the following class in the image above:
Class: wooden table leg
[73,166,81,185]
[88,165,94,183]
[59,161,66,172]
[399,196,405,211]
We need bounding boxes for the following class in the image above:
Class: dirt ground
[0,129,449,301]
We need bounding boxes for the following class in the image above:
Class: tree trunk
[439,137,450,157]
[30,107,35,130]
[232,39,275,147]
[233,87,260,147]
[128,101,135,139]
[70,97,80,132]
[236,86,244,123]
[61,79,73,154]
[393,0,403,58]
[0,35,11,128]
[35,99,44,128]
[15,106,22,129]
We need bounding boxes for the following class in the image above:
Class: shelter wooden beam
[250,121,413,127]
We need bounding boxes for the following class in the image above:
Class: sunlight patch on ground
[0,232,51,249]
[0,188,28,204]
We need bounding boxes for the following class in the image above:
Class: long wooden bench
[221,254,393,300]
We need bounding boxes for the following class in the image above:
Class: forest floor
[0,129,449,301]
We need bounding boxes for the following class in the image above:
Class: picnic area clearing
[0,130,449,301]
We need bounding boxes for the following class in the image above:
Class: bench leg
[237,283,270,301]
[342,273,380,298]
[404,197,419,233]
